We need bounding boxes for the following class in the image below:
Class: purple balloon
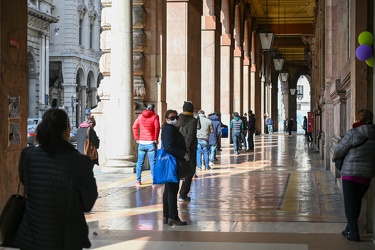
[356,44,373,61]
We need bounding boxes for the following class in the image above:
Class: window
[79,19,83,45]
[89,24,93,49]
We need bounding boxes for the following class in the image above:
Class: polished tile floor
[85,133,375,250]
[3,133,373,250]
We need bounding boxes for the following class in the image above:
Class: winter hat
[183,101,194,112]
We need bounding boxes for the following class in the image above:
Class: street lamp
[259,0,274,51]
[273,54,284,71]
[279,71,289,82]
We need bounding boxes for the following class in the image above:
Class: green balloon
[366,57,374,67]
[358,31,374,45]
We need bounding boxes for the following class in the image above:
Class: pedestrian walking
[265,116,274,134]
[132,103,160,186]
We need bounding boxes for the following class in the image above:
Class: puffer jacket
[178,112,198,168]
[132,110,160,141]
[332,124,375,178]
[15,140,98,250]
[209,114,222,145]
[196,114,213,141]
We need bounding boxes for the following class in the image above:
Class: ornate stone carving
[133,6,146,29]
[77,4,88,20]
[88,10,97,25]
[133,53,144,76]
[133,30,146,52]
[134,76,146,98]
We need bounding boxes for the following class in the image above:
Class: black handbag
[0,147,33,247]
[176,157,195,179]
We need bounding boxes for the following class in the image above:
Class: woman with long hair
[15,108,98,249]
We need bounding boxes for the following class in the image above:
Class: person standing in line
[177,101,198,202]
[303,116,308,135]
[230,112,244,155]
[76,115,100,166]
[247,110,256,151]
[208,111,222,165]
[132,103,160,185]
[332,109,375,242]
[239,114,248,150]
[196,110,213,170]
[287,117,294,135]
[265,116,274,134]
[15,109,98,249]
[161,109,190,226]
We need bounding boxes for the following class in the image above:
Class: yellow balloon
[358,31,374,45]
[366,57,374,67]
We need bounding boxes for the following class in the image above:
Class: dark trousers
[179,174,193,198]
[342,179,370,239]
[163,182,180,219]
[247,132,254,150]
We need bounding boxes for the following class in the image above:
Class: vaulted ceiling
[246,0,316,63]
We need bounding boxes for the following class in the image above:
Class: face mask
[167,120,177,125]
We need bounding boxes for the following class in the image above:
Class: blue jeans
[196,139,209,169]
[136,143,156,182]
[209,144,217,163]
[267,125,273,134]
[232,132,241,152]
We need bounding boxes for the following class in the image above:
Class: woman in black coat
[15,109,98,250]
[161,110,190,226]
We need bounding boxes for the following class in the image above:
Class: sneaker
[209,162,214,166]
[193,174,198,178]
[205,166,211,170]
[198,167,203,171]
[217,148,222,151]
[214,157,219,161]
[234,152,238,156]
[178,196,191,202]
[136,181,142,186]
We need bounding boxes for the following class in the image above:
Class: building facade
[27,0,102,129]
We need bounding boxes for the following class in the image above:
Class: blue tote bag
[153,149,178,184]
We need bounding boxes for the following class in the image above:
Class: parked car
[27,118,77,147]
[27,118,42,146]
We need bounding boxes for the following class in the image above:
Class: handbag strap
[86,127,91,139]
[17,146,34,196]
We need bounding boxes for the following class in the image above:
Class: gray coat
[332,124,375,178]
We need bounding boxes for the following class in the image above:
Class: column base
[104,156,136,173]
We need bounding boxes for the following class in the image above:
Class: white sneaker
[209,162,214,166]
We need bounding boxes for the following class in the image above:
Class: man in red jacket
[132,103,160,185]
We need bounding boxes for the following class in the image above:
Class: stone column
[250,32,256,112]
[232,4,242,114]
[201,0,217,112]
[166,0,202,111]
[220,0,232,141]
[105,0,135,168]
